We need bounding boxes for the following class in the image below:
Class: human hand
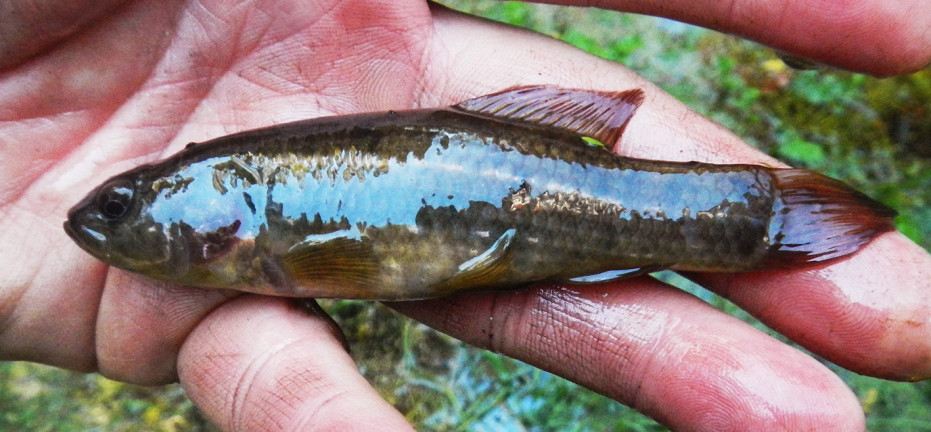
[1,0,929,431]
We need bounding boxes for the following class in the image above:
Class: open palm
[1,0,929,430]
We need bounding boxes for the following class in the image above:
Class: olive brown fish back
[764,168,897,266]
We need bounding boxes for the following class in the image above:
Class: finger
[95,271,238,385]
[0,224,103,371]
[691,232,931,381]
[178,295,414,432]
[580,0,931,76]
[0,0,128,70]
[390,280,866,431]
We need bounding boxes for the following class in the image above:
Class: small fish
[64,86,896,300]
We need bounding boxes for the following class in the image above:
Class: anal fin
[562,266,663,284]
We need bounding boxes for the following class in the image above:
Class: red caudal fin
[764,169,897,266]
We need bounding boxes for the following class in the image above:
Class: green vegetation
[0,362,213,431]
[4,1,929,431]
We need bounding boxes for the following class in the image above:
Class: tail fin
[766,169,897,266]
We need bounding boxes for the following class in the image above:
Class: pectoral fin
[454,86,644,150]
[434,228,517,292]
[278,232,381,297]
[562,266,663,284]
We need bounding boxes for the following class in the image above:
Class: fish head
[64,171,182,278]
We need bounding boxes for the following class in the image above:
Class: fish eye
[96,179,135,221]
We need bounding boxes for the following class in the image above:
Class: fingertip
[816,233,931,380]
[589,0,931,76]
[698,232,931,381]
[644,332,866,431]
[178,295,413,432]
[817,0,931,76]
[95,272,237,385]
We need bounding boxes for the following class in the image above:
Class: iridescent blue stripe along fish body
[64,86,896,299]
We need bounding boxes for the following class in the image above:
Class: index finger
[580,0,931,76]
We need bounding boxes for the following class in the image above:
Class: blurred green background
[3,1,929,431]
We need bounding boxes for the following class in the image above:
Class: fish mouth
[63,214,111,262]
[63,219,77,241]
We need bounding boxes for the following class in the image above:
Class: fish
[64,86,897,300]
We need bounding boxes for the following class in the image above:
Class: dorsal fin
[454,85,645,148]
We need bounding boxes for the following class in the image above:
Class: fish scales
[64,86,896,300]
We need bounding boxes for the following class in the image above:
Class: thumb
[178,295,413,431]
